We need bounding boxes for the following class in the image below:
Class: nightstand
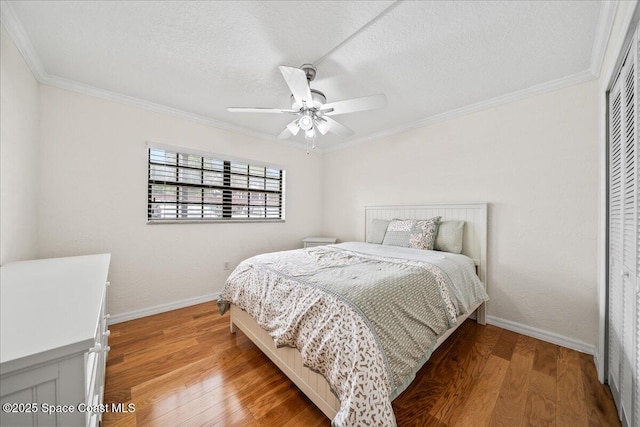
[303,237,337,248]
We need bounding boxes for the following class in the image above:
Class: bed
[218,203,489,427]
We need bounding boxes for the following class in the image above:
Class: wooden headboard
[364,203,488,290]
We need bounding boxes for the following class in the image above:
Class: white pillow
[435,221,464,254]
[368,219,390,244]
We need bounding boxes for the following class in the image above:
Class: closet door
[608,55,623,405]
[622,36,637,427]
[634,31,640,427]
[608,32,639,427]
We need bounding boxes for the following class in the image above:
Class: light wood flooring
[102,302,620,426]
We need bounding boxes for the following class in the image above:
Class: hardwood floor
[102,302,620,426]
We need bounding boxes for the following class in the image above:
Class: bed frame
[229,202,488,420]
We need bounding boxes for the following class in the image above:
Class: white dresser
[0,254,111,427]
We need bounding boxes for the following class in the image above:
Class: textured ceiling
[5,1,604,150]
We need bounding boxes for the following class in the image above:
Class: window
[147,144,285,222]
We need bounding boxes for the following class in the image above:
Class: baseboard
[108,297,596,356]
[486,315,596,355]
[108,292,220,325]
[593,351,605,383]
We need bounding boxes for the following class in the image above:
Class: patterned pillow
[382,217,442,249]
[434,220,465,254]
[409,217,441,250]
[381,219,416,247]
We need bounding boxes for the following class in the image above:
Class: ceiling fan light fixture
[314,117,329,135]
[305,128,315,139]
[286,120,300,135]
[299,113,314,131]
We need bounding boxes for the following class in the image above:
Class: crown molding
[0,0,45,80]
[590,0,619,77]
[40,74,287,144]
[327,69,597,153]
[320,1,619,153]
[42,74,322,153]
[1,1,318,153]
[1,0,604,155]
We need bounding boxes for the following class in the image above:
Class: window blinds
[147,145,285,222]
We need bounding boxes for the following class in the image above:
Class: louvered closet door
[609,60,623,401]
[608,30,639,427]
[622,37,637,427]
[634,30,640,427]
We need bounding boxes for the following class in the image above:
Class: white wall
[0,24,40,265]
[322,80,599,348]
[37,85,324,316]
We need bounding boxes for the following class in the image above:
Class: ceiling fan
[227,64,386,145]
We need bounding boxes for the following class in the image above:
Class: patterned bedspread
[218,243,488,427]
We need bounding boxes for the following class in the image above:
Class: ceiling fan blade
[323,116,354,138]
[314,117,330,135]
[320,94,387,116]
[227,107,298,114]
[279,66,313,107]
[277,119,301,140]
